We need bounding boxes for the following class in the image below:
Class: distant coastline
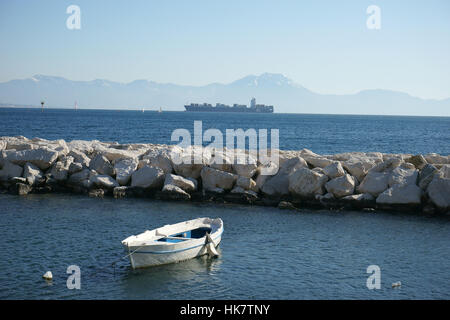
[1,73,449,116]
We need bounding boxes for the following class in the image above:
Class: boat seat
[164,236,192,240]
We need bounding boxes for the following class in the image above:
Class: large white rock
[114,158,138,185]
[325,174,356,198]
[232,153,258,178]
[426,176,450,211]
[439,164,450,179]
[260,157,308,197]
[161,184,191,200]
[68,149,91,167]
[236,176,258,192]
[90,174,120,189]
[388,167,418,187]
[89,154,114,176]
[200,167,237,191]
[331,152,383,162]
[322,161,346,179]
[0,161,23,181]
[3,136,34,151]
[405,154,427,170]
[418,164,438,190]
[49,156,74,181]
[230,186,258,199]
[303,156,334,168]
[208,152,233,173]
[288,167,328,198]
[369,157,403,173]
[94,144,145,162]
[376,182,423,205]
[67,168,94,189]
[164,174,196,193]
[142,149,173,174]
[23,162,43,185]
[67,140,96,154]
[5,147,58,170]
[0,140,7,151]
[424,153,449,165]
[357,171,389,197]
[171,147,208,179]
[131,166,164,189]
[68,162,83,174]
[343,158,377,182]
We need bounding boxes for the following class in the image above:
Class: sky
[0,0,449,100]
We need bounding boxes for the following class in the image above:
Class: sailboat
[74,101,78,111]
[158,107,162,113]
[142,107,145,113]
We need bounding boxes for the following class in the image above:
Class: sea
[0,108,449,299]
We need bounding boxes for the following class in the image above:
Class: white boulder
[418,164,438,190]
[322,161,346,179]
[68,149,91,167]
[90,174,120,189]
[49,156,74,181]
[376,183,423,205]
[388,167,418,187]
[142,149,173,174]
[236,176,258,192]
[114,158,138,185]
[288,167,328,198]
[260,157,308,197]
[357,171,389,197]
[343,158,377,182]
[427,176,450,211]
[5,147,58,170]
[161,184,191,200]
[89,154,114,177]
[424,153,449,165]
[325,174,356,198]
[164,174,196,193]
[23,162,43,185]
[0,161,23,181]
[200,167,237,191]
[131,166,164,189]
[232,153,258,178]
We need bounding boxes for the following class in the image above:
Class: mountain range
[0,73,448,116]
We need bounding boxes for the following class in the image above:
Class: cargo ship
[185,98,274,113]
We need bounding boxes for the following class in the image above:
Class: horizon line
[1,105,449,118]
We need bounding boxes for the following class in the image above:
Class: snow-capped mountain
[0,73,448,116]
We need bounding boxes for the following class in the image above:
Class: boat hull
[126,235,222,268]
[122,217,224,269]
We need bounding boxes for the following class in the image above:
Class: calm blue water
[0,194,449,300]
[0,108,449,155]
[0,108,449,299]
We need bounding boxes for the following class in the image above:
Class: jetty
[0,136,449,215]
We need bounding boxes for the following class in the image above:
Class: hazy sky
[1,0,449,100]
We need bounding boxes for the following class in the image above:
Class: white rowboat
[121,217,223,269]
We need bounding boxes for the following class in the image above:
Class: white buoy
[392,281,402,288]
[42,271,53,280]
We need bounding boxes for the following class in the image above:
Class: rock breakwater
[1,136,449,215]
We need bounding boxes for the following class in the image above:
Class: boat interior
[157,227,212,243]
